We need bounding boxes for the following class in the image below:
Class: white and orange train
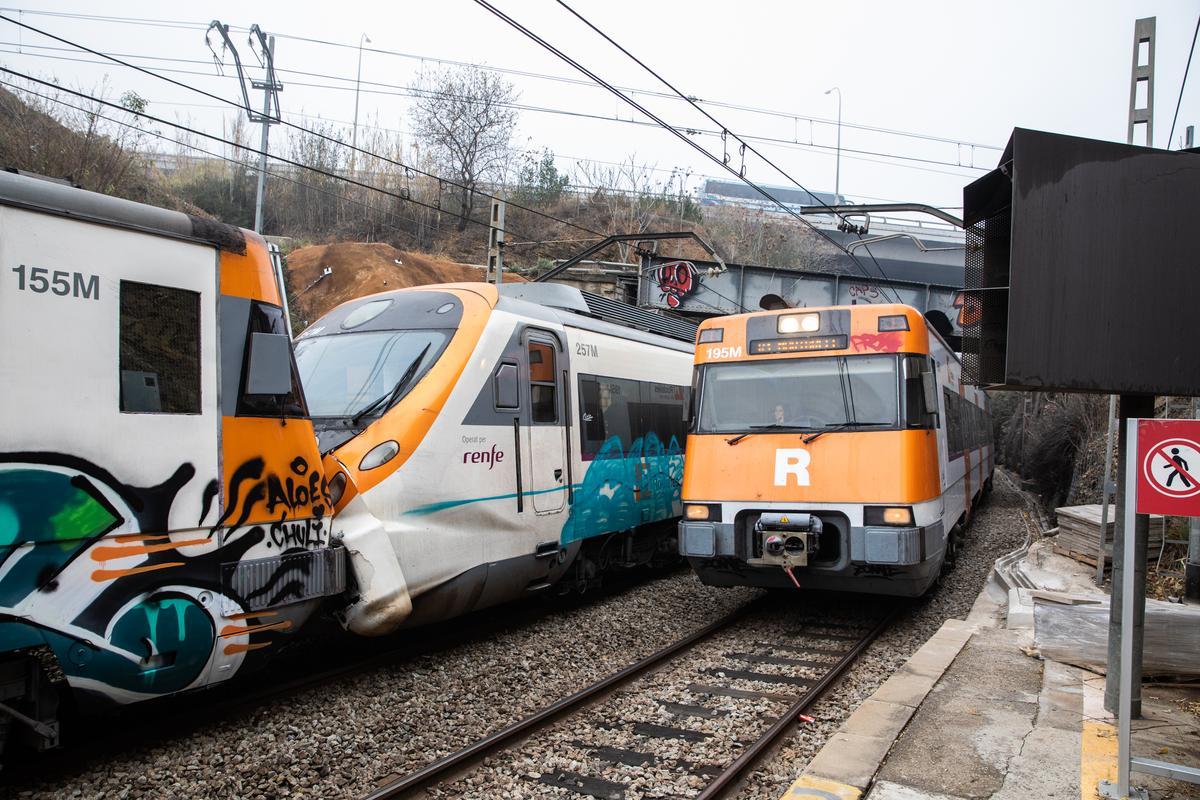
[295,283,695,635]
[678,303,992,597]
[0,172,345,750]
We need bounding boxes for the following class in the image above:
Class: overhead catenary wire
[472,0,904,304]
[1168,13,1200,149]
[550,0,909,305]
[0,66,546,243]
[0,12,606,241]
[0,12,943,300]
[0,76,440,241]
[0,6,1004,157]
[0,39,989,178]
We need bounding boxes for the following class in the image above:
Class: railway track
[366,597,901,800]
[3,567,677,782]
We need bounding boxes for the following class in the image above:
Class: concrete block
[870,667,937,708]
[806,731,895,790]
[1006,587,1033,629]
[840,698,916,739]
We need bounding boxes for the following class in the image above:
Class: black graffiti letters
[268,516,327,550]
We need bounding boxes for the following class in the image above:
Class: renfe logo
[464,444,505,469]
[774,448,811,487]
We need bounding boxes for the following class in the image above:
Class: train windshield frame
[294,328,453,420]
[694,353,902,435]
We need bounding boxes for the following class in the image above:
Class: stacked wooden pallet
[1053,504,1165,568]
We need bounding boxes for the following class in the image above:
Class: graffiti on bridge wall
[654,261,699,309]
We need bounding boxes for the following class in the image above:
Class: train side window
[943,388,963,455]
[119,281,201,414]
[578,373,640,458]
[494,361,520,409]
[528,341,557,424]
[641,382,689,450]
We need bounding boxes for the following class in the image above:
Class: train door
[523,330,567,514]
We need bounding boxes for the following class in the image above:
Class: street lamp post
[824,86,842,202]
[351,33,371,175]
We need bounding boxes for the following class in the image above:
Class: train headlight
[685,504,712,521]
[878,314,910,332]
[697,327,724,344]
[865,506,914,526]
[778,312,820,334]
[359,440,400,471]
[327,471,348,506]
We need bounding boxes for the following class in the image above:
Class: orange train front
[678,303,993,596]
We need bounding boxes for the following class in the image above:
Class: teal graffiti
[0,468,121,605]
[561,433,683,544]
[0,466,213,701]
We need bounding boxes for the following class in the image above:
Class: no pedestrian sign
[1136,419,1200,515]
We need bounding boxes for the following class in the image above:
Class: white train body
[296,283,694,634]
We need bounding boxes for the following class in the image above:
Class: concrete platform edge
[780,618,977,799]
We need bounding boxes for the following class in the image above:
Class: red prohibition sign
[1142,437,1200,499]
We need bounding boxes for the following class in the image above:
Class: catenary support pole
[1097,395,1118,585]
[1105,394,1154,716]
[1189,397,1200,602]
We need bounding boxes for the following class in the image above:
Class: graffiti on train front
[562,432,683,543]
[0,452,329,703]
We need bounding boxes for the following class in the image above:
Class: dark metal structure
[962,128,1200,395]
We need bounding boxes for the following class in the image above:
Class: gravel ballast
[11,474,1030,799]
[8,573,757,799]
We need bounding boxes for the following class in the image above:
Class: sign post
[1100,418,1200,799]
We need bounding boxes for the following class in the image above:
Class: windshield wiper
[350,343,431,427]
[726,424,811,446]
[802,421,891,444]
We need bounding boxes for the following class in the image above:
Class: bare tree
[412,66,518,231]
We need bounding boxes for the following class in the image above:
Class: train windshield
[695,354,898,434]
[294,329,452,419]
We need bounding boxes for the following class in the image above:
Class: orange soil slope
[286,241,524,323]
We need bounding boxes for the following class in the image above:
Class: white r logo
[774,448,811,487]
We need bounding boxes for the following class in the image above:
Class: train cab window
[119,281,201,414]
[238,302,307,417]
[494,361,520,409]
[902,355,938,429]
[528,341,558,424]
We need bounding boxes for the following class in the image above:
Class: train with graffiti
[0,172,345,752]
[678,303,992,597]
[294,282,694,635]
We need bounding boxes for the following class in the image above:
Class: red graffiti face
[655,261,697,309]
[850,332,903,352]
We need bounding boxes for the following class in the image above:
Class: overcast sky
[1,1,1198,214]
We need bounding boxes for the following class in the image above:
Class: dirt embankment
[286,241,524,324]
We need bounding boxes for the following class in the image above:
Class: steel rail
[363,600,762,800]
[696,605,902,799]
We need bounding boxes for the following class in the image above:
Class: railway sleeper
[703,666,812,686]
[725,651,831,669]
[632,722,711,741]
[686,683,798,703]
[535,769,626,800]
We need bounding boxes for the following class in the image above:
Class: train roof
[498,283,697,349]
[0,169,248,254]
